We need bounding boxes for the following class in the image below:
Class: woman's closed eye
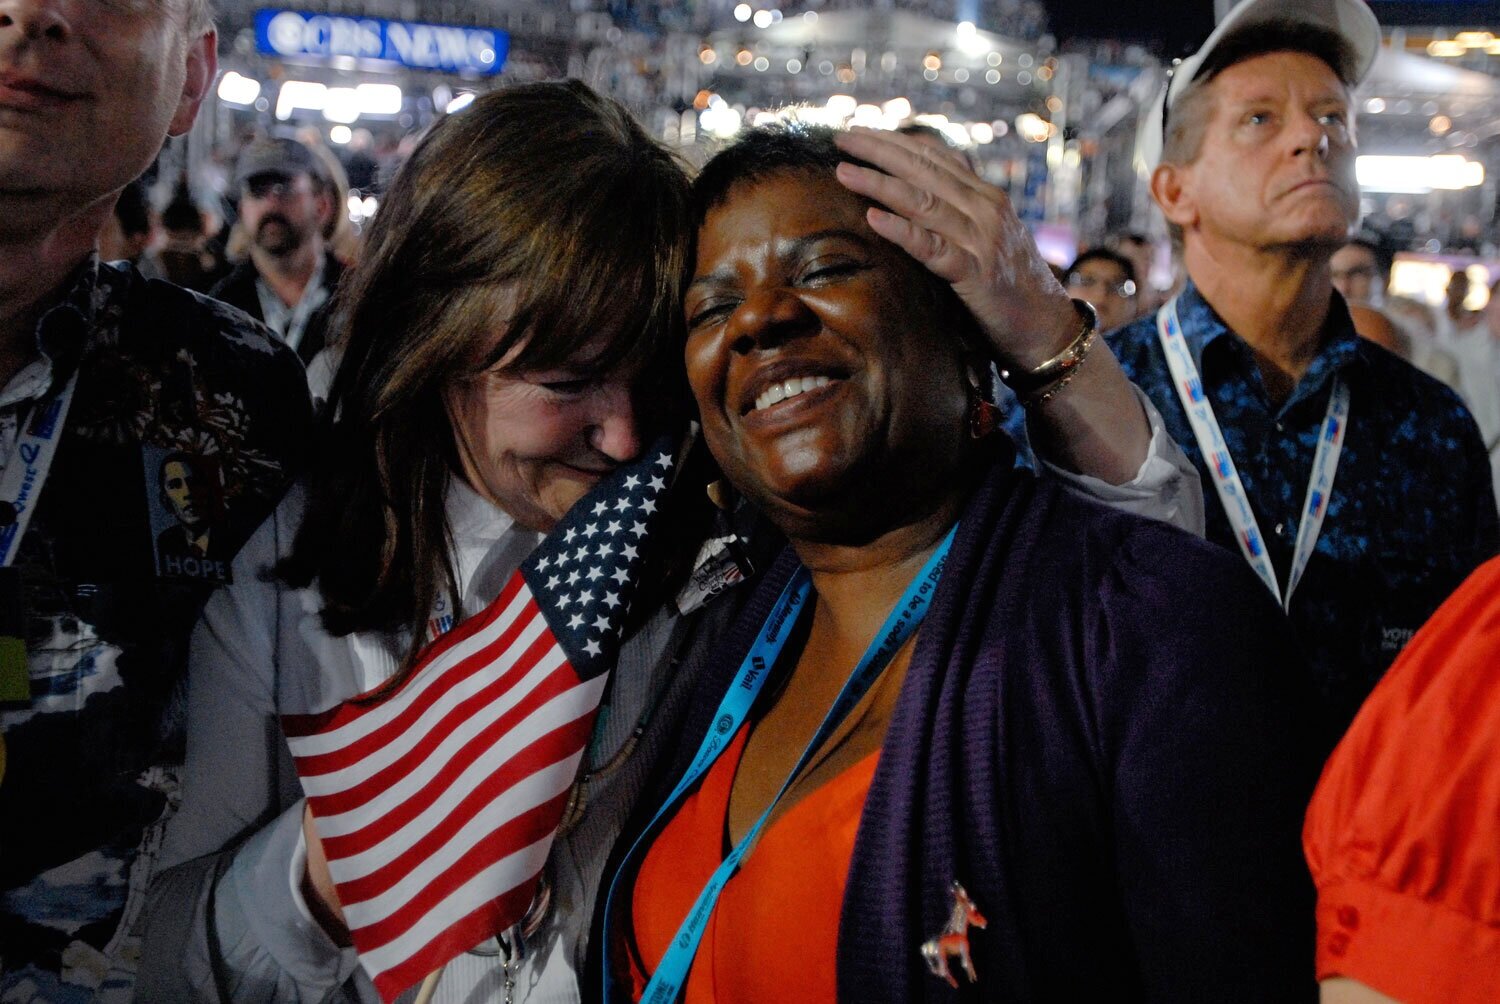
[687,298,739,331]
[798,258,863,285]
[537,376,597,397]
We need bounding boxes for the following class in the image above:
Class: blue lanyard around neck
[601,523,959,1004]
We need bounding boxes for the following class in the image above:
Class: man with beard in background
[210,137,344,366]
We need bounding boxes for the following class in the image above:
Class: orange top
[1304,555,1500,1003]
[628,726,880,1003]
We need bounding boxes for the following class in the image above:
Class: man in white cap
[0,0,311,996]
[1108,0,1497,737]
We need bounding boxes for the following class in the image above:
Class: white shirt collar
[444,475,542,616]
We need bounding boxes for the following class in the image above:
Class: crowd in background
[103,133,1500,507]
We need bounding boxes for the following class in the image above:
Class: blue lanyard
[602,524,958,1003]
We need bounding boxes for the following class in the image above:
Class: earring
[706,479,734,511]
[967,377,1002,439]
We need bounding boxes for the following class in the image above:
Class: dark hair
[1065,247,1137,287]
[158,450,204,488]
[1343,236,1393,279]
[160,181,202,235]
[895,122,949,145]
[279,81,693,672]
[113,181,151,239]
[1109,231,1152,250]
[692,122,861,228]
[690,122,980,347]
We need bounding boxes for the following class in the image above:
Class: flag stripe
[331,715,591,907]
[346,780,576,948]
[357,828,555,970]
[298,623,557,812]
[292,601,544,778]
[282,575,527,740]
[369,872,539,1002]
[318,661,591,871]
[286,586,537,761]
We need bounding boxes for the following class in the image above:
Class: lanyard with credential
[1156,300,1349,610]
[601,524,958,1004]
[0,370,80,568]
[0,370,80,704]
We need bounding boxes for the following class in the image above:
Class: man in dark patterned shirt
[0,1,313,998]
[1113,0,1498,735]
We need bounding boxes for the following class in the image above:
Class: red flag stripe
[345,784,576,950]
[281,574,527,738]
[369,878,539,1002]
[289,598,544,774]
[294,618,553,801]
[314,660,585,862]
[301,640,563,826]
[330,711,594,906]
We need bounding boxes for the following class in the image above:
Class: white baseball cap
[1141,0,1381,166]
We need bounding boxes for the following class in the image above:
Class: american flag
[280,440,678,1001]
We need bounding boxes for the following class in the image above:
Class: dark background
[1048,0,1496,57]
[1046,0,1215,56]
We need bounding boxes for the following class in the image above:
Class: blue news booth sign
[255,9,509,76]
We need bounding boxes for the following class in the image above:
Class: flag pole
[413,965,446,1004]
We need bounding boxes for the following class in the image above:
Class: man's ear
[168,29,219,138]
[316,188,337,234]
[1151,162,1197,232]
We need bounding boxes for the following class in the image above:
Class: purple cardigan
[603,459,1320,1001]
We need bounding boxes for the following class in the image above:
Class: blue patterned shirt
[1110,281,1498,730]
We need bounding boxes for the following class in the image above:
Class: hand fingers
[834,160,977,246]
[834,126,988,201]
[863,206,972,285]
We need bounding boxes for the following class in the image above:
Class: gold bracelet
[1018,331,1096,408]
[998,299,1099,396]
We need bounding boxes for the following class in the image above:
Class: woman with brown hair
[137,80,697,1002]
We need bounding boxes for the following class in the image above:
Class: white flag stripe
[333,731,582,909]
[337,725,593,926]
[288,585,538,757]
[307,644,567,823]
[356,830,558,979]
[324,671,604,881]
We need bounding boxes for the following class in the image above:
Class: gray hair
[182,0,214,34]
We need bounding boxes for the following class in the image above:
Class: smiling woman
[601,125,1326,1003]
[685,168,973,534]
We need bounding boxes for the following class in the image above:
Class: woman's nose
[725,288,819,355]
[588,384,642,463]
